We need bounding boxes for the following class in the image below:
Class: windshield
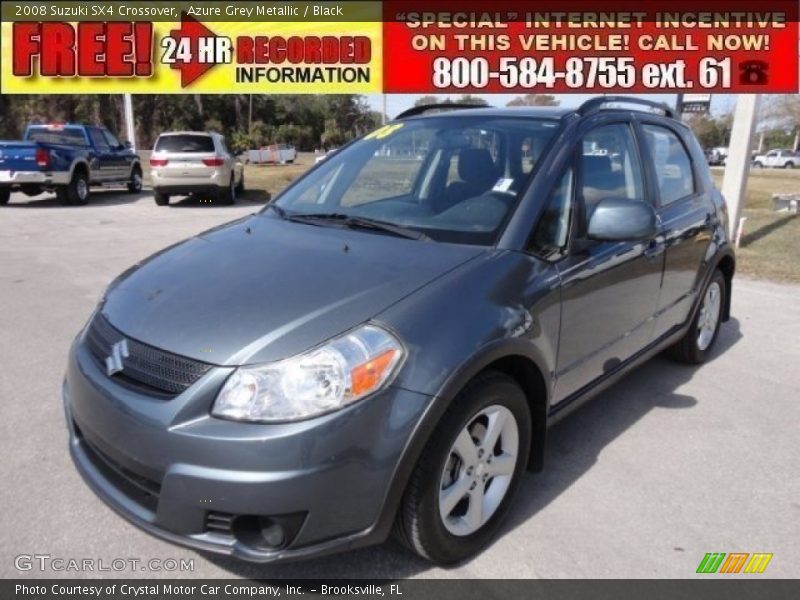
[26,127,87,146]
[271,116,561,245]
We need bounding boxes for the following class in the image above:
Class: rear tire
[219,174,236,205]
[0,188,10,205]
[235,172,245,194]
[784,162,795,169]
[57,170,90,205]
[154,192,169,206]
[753,161,763,169]
[394,372,531,565]
[667,269,726,365]
[127,165,143,193]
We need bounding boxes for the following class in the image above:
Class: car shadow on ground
[2,189,149,208]
[203,319,742,579]
[167,189,270,208]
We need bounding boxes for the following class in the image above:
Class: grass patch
[711,167,800,283]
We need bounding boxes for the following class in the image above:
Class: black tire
[394,371,531,565]
[154,192,170,206]
[667,269,727,365]
[753,161,763,169]
[57,170,90,205]
[127,165,143,193]
[219,174,236,205]
[235,172,245,194]
[0,188,10,205]
[784,162,795,169]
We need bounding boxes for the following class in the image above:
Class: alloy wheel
[438,404,519,536]
[697,281,721,351]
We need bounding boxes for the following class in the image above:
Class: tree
[685,113,732,149]
[445,95,489,106]
[0,94,377,150]
[506,94,560,107]
[414,95,441,107]
[760,96,800,150]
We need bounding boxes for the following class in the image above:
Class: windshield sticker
[363,123,405,141]
[492,177,515,194]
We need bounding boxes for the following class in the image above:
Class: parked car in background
[0,123,141,205]
[248,143,297,165]
[65,97,734,566]
[149,132,244,206]
[705,147,727,166]
[752,148,799,169]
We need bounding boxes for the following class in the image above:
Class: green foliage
[228,130,252,155]
[506,94,560,107]
[0,94,377,151]
[685,113,733,149]
[203,118,224,133]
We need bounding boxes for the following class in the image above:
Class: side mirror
[587,198,657,242]
[123,141,133,149]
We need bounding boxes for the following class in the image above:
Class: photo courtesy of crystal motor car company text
[1,0,799,593]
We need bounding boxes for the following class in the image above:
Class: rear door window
[155,135,215,153]
[641,125,695,205]
[25,127,87,146]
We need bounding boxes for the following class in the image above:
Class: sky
[365,93,738,120]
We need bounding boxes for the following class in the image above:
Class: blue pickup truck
[0,124,142,205]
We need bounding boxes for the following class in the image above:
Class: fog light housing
[230,512,306,552]
[259,520,286,548]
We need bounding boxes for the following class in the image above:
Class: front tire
[394,372,531,565]
[0,188,10,205]
[667,270,726,364]
[784,162,795,169]
[753,161,763,169]
[154,192,169,206]
[57,170,90,205]
[235,172,245,194]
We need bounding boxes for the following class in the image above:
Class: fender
[369,338,552,544]
[67,157,91,182]
[707,244,735,322]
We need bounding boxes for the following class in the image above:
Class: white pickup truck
[752,149,800,169]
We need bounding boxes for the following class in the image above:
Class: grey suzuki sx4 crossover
[65,97,735,565]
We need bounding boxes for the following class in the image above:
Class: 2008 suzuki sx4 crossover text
[65,98,735,565]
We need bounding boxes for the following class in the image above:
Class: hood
[101,214,482,366]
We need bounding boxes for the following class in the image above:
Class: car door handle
[644,239,665,260]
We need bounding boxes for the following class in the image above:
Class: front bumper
[64,333,432,562]
[0,170,69,186]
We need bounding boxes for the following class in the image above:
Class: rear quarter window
[25,128,87,146]
[155,135,215,153]
[642,124,695,206]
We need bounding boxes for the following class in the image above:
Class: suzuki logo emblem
[105,339,129,376]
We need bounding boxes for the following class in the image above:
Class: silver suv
[149,132,244,205]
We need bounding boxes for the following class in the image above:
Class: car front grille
[85,312,213,396]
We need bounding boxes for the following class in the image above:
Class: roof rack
[394,103,492,120]
[577,96,675,119]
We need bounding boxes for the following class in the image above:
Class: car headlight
[212,324,404,423]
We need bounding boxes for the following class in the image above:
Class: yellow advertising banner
[0,18,382,93]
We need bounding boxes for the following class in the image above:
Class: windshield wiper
[286,212,430,241]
